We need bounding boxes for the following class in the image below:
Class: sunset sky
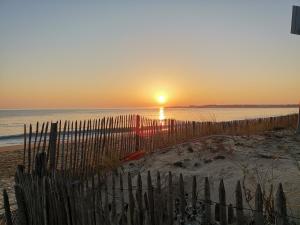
[0,0,299,109]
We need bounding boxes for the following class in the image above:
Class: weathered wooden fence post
[155,171,163,225]
[203,177,211,225]
[275,183,288,225]
[219,179,227,225]
[15,164,24,184]
[128,172,135,225]
[192,176,197,214]
[103,177,109,223]
[179,173,186,224]
[49,122,58,172]
[35,152,47,177]
[171,119,175,140]
[215,203,220,222]
[296,104,300,134]
[192,121,196,136]
[144,192,150,224]
[147,171,155,225]
[255,184,264,225]
[135,115,141,151]
[235,180,244,225]
[27,124,32,173]
[3,189,13,225]
[119,173,126,225]
[42,177,48,225]
[168,171,173,225]
[23,124,26,168]
[228,204,234,224]
[14,165,28,225]
[136,173,144,225]
[111,174,117,222]
[14,185,28,225]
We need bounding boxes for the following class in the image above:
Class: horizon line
[0,103,299,111]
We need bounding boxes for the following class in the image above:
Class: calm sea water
[0,107,297,147]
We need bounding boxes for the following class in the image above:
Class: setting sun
[157,95,167,105]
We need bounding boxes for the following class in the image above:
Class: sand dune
[0,130,300,220]
[118,129,300,218]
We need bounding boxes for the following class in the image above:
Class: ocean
[0,107,298,147]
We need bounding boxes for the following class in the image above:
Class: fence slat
[155,171,162,225]
[179,173,185,223]
[136,173,143,225]
[235,180,244,225]
[219,179,227,225]
[228,204,234,224]
[275,183,288,225]
[192,176,197,211]
[119,173,126,225]
[49,122,58,173]
[255,184,264,225]
[60,121,67,172]
[147,171,155,225]
[128,172,135,225]
[27,124,32,173]
[3,189,13,225]
[168,172,173,225]
[32,122,39,172]
[111,173,117,223]
[203,177,211,225]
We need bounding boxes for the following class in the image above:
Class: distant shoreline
[0,104,299,111]
[167,104,299,109]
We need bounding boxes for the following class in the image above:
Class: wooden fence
[22,114,298,179]
[2,113,299,225]
[3,165,292,225]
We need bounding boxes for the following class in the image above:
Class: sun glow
[157,95,167,105]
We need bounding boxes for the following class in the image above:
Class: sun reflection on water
[159,107,165,121]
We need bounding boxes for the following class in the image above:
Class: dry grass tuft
[99,154,122,173]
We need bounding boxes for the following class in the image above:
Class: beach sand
[0,130,300,219]
[0,144,23,213]
[118,129,300,219]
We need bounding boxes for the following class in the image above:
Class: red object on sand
[123,150,145,162]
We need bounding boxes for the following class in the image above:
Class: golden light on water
[159,107,165,121]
